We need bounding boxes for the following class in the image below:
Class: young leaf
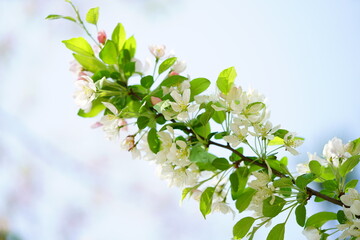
[212,158,231,170]
[268,136,285,146]
[112,23,126,51]
[147,128,160,153]
[295,204,306,227]
[216,66,237,94]
[137,116,150,129]
[230,167,249,200]
[233,217,255,239]
[45,14,76,22]
[212,110,226,124]
[295,173,317,189]
[347,137,360,156]
[190,78,210,100]
[181,187,193,201]
[305,212,337,228]
[200,187,215,218]
[123,36,137,59]
[189,144,217,171]
[235,188,256,213]
[77,100,105,118]
[86,7,99,25]
[345,179,358,190]
[99,40,118,64]
[337,210,347,224]
[140,75,154,89]
[73,54,107,73]
[262,196,286,218]
[309,160,322,176]
[266,223,285,240]
[273,178,293,188]
[159,75,187,87]
[339,155,360,177]
[158,57,177,74]
[63,37,94,56]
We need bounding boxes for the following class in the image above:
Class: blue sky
[0,0,359,239]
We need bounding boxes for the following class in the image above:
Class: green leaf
[189,144,217,171]
[198,107,214,126]
[216,66,237,94]
[190,78,210,100]
[295,173,317,189]
[322,180,338,191]
[158,57,177,74]
[212,158,231,170]
[147,128,160,153]
[200,187,215,218]
[73,54,107,73]
[123,36,137,59]
[274,129,289,139]
[309,160,322,176]
[230,167,249,200]
[337,210,347,224]
[112,23,126,51]
[246,102,265,113]
[262,196,286,218]
[305,212,337,228]
[295,204,306,227]
[273,178,293,188]
[268,136,284,146]
[141,75,154,89]
[347,137,360,156]
[235,188,256,213]
[45,14,76,22]
[266,223,285,240]
[137,116,150,129]
[63,37,94,56]
[99,40,118,64]
[345,179,358,190]
[181,187,192,201]
[85,7,99,25]
[77,100,105,118]
[193,122,211,138]
[160,75,187,87]
[339,155,360,177]
[212,110,226,124]
[233,217,255,239]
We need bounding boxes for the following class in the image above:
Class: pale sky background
[0,0,359,239]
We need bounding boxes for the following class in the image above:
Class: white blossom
[223,123,248,148]
[323,137,351,167]
[283,132,303,155]
[73,76,97,112]
[149,44,166,59]
[165,89,198,121]
[302,227,321,240]
[172,59,186,73]
[296,163,310,175]
[212,201,235,218]
[337,189,360,239]
[247,172,275,217]
[100,102,127,140]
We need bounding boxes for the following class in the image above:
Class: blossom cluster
[49,3,360,240]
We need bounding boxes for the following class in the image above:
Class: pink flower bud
[91,122,103,129]
[97,30,107,44]
[151,96,162,106]
[123,135,136,151]
[169,71,179,76]
[118,119,128,131]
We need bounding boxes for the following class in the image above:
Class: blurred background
[0,0,359,239]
